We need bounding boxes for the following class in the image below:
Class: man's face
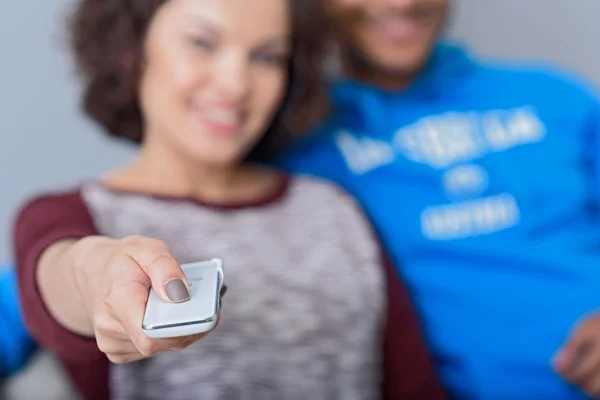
[329,0,449,79]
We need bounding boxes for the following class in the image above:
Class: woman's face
[139,0,291,166]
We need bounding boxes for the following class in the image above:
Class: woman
[14,0,446,399]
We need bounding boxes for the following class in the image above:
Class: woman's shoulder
[13,184,100,249]
[16,179,147,222]
[18,187,86,212]
[14,182,104,228]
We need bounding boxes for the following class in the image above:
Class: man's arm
[0,266,37,379]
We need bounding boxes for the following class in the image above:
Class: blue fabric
[0,265,36,378]
[278,44,600,399]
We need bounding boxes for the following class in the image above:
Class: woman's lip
[191,104,243,136]
[195,115,242,136]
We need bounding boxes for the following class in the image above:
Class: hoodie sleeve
[0,266,37,378]
[568,82,600,205]
[586,103,600,202]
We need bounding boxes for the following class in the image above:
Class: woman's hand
[69,235,215,363]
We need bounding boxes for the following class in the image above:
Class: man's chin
[368,49,430,76]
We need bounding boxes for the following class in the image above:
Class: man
[280,0,600,399]
[0,265,36,379]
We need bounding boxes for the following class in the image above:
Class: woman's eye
[252,52,288,67]
[190,37,215,51]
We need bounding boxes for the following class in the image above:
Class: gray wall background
[1,0,599,263]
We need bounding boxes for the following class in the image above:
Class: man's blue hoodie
[280,44,600,399]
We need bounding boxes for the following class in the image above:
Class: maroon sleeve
[382,255,448,400]
[14,189,110,400]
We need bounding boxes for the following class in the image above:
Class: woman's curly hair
[70,0,330,157]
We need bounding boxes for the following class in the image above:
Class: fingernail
[165,279,190,303]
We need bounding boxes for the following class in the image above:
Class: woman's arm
[14,191,110,399]
[14,192,104,360]
[15,189,213,359]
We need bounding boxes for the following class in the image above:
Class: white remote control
[142,259,224,338]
